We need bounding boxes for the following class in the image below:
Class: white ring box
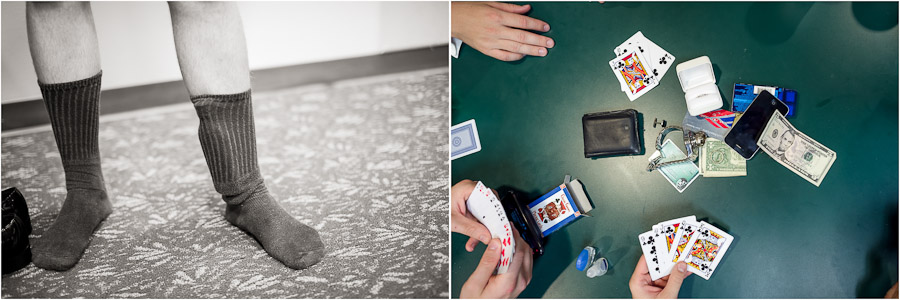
[676,56,723,116]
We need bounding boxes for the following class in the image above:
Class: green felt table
[450,2,899,298]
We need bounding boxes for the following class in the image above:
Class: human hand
[460,226,533,298]
[629,255,691,299]
[451,2,554,61]
[451,179,493,251]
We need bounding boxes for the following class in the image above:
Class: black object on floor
[2,187,32,274]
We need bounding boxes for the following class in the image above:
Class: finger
[451,215,492,245]
[499,28,555,48]
[486,2,531,14]
[498,10,550,32]
[490,240,526,297]
[466,236,481,252]
[658,261,690,298]
[462,239,502,292]
[514,226,533,286]
[494,39,547,57]
[629,255,650,295]
[485,49,525,61]
[450,179,476,214]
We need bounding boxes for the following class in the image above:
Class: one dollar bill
[758,111,836,186]
[700,138,746,177]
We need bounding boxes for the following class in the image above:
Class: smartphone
[724,90,789,159]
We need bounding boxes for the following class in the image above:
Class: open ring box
[676,56,723,116]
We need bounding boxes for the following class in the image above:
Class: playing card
[638,228,666,281]
[667,219,700,265]
[465,181,515,274]
[528,184,581,236]
[614,31,676,82]
[676,221,734,280]
[451,119,482,160]
[652,225,675,275]
[609,50,658,101]
[656,216,697,255]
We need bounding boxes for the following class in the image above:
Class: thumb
[659,262,690,298]
[466,239,502,288]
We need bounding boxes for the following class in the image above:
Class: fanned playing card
[656,216,697,255]
[466,181,516,274]
[667,219,700,265]
[676,221,733,280]
[638,228,666,281]
[609,50,658,101]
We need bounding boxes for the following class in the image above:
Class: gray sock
[192,90,324,270]
[33,72,112,271]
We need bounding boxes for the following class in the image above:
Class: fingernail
[480,235,489,243]
[547,39,555,47]
[544,24,550,31]
[678,262,687,272]
[538,48,546,56]
[489,240,499,250]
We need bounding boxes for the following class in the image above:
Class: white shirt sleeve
[450,37,463,58]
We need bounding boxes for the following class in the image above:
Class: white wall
[0,1,448,103]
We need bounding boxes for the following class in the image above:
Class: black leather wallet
[582,109,642,158]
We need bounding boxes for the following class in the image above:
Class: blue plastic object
[576,249,590,271]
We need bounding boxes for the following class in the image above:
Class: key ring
[646,125,707,171]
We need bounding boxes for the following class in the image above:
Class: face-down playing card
[465,181,516,274]
[609,50,658,101]
[675,221,733,280]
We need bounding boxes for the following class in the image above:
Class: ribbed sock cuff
[192,89,261,205]
[39,71,103,163]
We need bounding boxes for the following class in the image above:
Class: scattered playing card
[465,181,515,274]
[451,119,481,160]
[676,221,734,280]
[611,31,675,96]
[609,50,658,101]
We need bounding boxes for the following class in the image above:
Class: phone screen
[724,90,789,159]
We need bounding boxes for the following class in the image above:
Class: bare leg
[168,1,250,96]
[168,2,324,270]
[27,1,101,84]
[26,1,111,271]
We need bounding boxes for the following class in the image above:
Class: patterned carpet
[0,68,449,298]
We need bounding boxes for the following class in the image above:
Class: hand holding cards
[638,216,734,280]
[466,181,516,274]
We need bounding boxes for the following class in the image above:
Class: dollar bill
[699,138,747,177]
[758,111,836,186]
